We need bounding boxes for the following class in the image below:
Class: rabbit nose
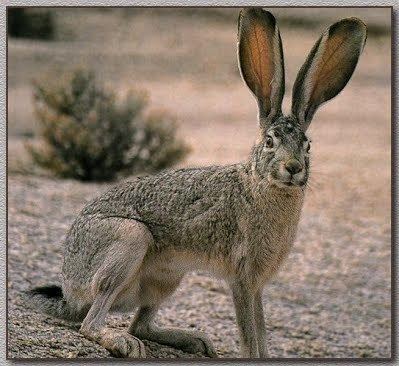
[285,159,302,175]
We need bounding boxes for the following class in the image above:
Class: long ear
[292,17,367,131]
[238,8,285,130]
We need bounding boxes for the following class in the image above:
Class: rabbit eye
[306,142,311,153]
[266,136,274,148]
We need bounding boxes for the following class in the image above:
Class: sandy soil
[7,8,391,359]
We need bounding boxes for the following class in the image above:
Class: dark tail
[27,284,87,322]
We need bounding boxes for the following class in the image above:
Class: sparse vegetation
[28,70,189,181]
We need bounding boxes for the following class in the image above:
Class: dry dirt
[7,8,391,359]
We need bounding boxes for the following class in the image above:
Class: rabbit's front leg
[231,280,259,358]
[254,290,269,358]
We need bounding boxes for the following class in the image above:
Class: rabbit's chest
[242,190,304,281]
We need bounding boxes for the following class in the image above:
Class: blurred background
[7,8,391,359]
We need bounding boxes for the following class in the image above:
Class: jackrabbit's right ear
[238,8,285,130]
[291,18,367,131]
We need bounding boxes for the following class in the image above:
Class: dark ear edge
[291,17,367,131]
[238,7,285,129]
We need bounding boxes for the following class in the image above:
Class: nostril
[285,160,303,175]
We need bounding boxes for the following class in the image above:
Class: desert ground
[7,8,391,358]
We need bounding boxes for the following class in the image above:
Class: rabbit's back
[77,164,248,252]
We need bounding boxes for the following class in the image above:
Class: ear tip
[345,17,367,31]
[335,17,368,35]
[327,17,367,49]
[345,18,368,48]
[240,7,277,26]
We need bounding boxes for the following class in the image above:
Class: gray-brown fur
[28,7,366,358]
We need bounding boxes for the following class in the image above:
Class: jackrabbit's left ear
[238,8,285,130]
[291,18,367,131]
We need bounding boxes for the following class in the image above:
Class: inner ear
[238,8,285,129]
[291,17,367,130]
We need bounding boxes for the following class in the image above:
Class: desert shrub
[28,70,189,181]
[8,8,55,40]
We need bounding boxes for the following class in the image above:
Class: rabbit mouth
[281,180,307,189]
[268,174,304,189]
[280,181,297,188]
[283,179,307,187]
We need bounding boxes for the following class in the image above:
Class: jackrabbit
[29,8,367,358]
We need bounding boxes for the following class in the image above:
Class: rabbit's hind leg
[79,219,152,358]
[128,273,218,358]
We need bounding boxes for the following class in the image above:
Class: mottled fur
[29,8,366,358]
